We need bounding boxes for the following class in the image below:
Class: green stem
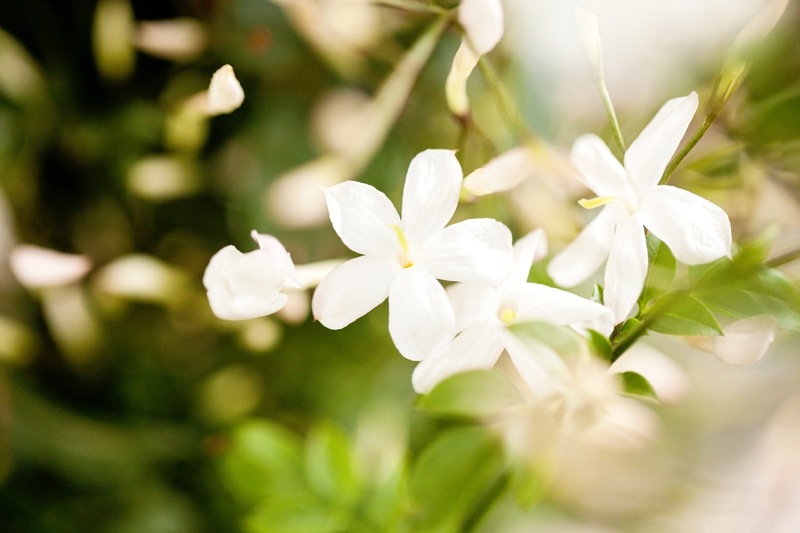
[610,293,681,361]
[477,56,536,143]
[373,0,447,15]
[463,472,509,533]
[767,247,800,268]
[596,80,626,155]
[659,114,716,185]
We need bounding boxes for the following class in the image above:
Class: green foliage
[408,426,505,533]
[418,370,520,419]
[509,321,581,359]
[618,372,658,401]
[590,283,604,305]
[586,329,612,362]
[639,233,676,310]
[647,294,722,336]
[305,422,361,505]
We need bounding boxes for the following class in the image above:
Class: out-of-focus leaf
[639,233,676,309]
[647,295,722,336]
[509,321,581,359]
[508,461,549,509]
[618,371,658,401]
[590,283,604,305]
[586,330,612,362]
[305,422,360,505]
[363,459,409,531]
[245,495,348,533]
[698,287,800,332]
[219,420,306,504]
[408,426,505,533]
[418,370,520,419]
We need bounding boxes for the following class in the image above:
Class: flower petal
[422,218,513,284]
[411,320,504,394]
[207,288,287,321]
[713,315,777,366]
[463,146,536,196]
[447,283,498,332]
[458,0,504,55]
[624,92,699,190]
[206,64,244,116]
[638,185,732,265]
[312,256,401,330]
[250,231,299,288]
[500,329,566,399]
[515,283,614,336]
[388,266,455,361]
[547,204,620,287]
[604,215,647,324]
[569,134,627,197]
[401,149,463,244]
[323,180,402,257]
[9,245,92,289]
[497,229,548,301]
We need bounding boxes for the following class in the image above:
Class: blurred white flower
[92,0,135,81]
[126,155,201,201]
[312,149,513,361]
[547,92,732,323]
[203,231,299,321]
[0,29,46,104]
[413,229,613,394]
[94,254,191,305]
[206,65,245,116]
[133,18,209,62]
[685,315,778,366]
[446,0,504,116]
[9,245,92,290]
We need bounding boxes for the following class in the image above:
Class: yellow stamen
[500,309,517,324]
[578,196,617,209]
[389,225,413,268]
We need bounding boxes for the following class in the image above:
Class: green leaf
[590,283,604,305]
[737,225,778,266]
[586,330,612,362]
[698,288,800,332]
[618,371,658,401]
[639,234,676,309]
[245,495,348,533]
[647,294,722,336]
[220,420,307,504]
[613,318,641,342]
[508,461,551,509]
[408,427,505,533]
[508,321,581,359]
[362,460,409,531]
[305,422,360,505]
[418,370,520,419]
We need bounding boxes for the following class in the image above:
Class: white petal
[547,204,620,287]
[412,320,504,394]
[500,229,548,297]
[609,343,690,404]
[422,218,513,285]
[9,245,92,289]
[604,215,647,324]
[388,266,455,361]
[292,259,344,290]
[323,181,402,257]
[447,283,497,332]
[401,150,463,244]
[575,6,603,81]
[713,315,777,366]
[463,146,536,196]
[569,134,628,197]
[638,185,732,265]
[624,93,699,190]
[208,288,287,321]
[458,0,504,55]
[133,18,209,62]
[516,283,614,337]
[500,329,566,399]
[312,256,401,330]
[250,231,299,288]
[206,64,244,115]
[445,40,480,117]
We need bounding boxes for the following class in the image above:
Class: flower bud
[712,315,777,366]
[458,0,504,56]
[206,65,245,115]
[445,40,480,118]
[9,245,92,289]
[574,6,603,82]
[203,232,299,320]
[133,18,209,62]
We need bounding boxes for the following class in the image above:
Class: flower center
[389,225,413,268]
[578,195,635,213]
[499,308,517,324]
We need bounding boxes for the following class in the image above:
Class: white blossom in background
[9,245,92,290]
[685,315,778,366]
[95,254,190,306]
[413,229,613,394]
[203,231,299,320]
[133,18,209,62]
[446,0,504,117]
[312,149,513,361]
[547,92,732,323]
[205,64,245,116]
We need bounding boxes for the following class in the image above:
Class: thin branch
[373,0,447,15]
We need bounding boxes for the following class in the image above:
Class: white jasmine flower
[206,65,244,115]
[412,229,613,394]
[685,315,778,366]
[547,92,732,323]
[312,149,513,361]
[10,245,92,289]
[445,0,504,117]
[203,231,299,320]
[133,18,209,62]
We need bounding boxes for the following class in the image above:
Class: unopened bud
[575,6,604,82]
[206,65,245,115]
